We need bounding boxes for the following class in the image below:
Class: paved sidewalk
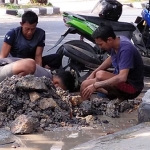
[0,8,21,22]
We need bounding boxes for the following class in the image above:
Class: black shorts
[42,54,62,69]
[106,82,142,100]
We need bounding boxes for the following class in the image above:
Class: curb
[138,89,150,123]
[6,6,60,16]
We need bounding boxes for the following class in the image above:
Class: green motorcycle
[48,0,146,88]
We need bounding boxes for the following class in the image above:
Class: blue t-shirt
[111,36,144,91]
[4,27,45,59]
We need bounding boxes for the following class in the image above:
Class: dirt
[0,107,138,150]
[0,77,149,150]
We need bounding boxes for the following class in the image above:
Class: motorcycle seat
[80,15,136,31]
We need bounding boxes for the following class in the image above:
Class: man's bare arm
[0,42,11,58]
[94,56,112,73]
[35,46,44,66]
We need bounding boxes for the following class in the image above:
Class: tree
[0,0,4,4]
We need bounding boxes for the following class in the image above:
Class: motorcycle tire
[56,40,95,55]
[56,40,95,90]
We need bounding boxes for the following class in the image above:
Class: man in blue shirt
[0,11,76,92]
[0,10,62,70]
[80,23,144,102]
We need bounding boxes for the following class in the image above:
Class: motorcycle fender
[47,27,77,52]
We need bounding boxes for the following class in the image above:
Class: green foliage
[3,1,52,10]
[46,2,52,6]
[30,0,48,4]
[5,3,20,9]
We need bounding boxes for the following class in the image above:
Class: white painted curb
[6,6,60,16]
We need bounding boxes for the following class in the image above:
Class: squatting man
[80,23,144,102]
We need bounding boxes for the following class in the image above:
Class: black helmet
[99,0,122,21]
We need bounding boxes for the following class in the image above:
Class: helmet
[99,0,122,21]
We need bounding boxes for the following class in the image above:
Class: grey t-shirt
[0,57,52,79]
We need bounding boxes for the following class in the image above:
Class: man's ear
[20,22,23,26]
[107,37,113,42]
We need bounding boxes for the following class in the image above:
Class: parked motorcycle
[132,1,150,76]
[48,0,150,89]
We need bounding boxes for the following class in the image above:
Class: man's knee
[24,59,36,73]
[95,70,106,81]
[42,54,62,69]
[14,59,36,74]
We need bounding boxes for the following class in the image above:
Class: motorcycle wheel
[56,40,95,54]
[56,40,95,90]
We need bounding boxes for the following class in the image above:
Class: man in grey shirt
[0,57,75,92]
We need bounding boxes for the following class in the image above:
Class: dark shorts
[107,82,142,100]
[42,54,62,69]
[117,82,138,94]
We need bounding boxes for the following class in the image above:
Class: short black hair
[92,22,116,42]
[22,11,38,24]
[56,70,75,92]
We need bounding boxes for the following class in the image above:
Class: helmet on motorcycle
[99,0,122,21]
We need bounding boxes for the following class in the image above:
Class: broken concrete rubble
[10,114,39,134]
[0,75,140,135]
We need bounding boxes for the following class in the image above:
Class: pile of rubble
[0,75,141,134]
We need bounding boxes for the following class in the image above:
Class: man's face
[95,38,112,51]
[20,22,37,40]
[52,75,66,90]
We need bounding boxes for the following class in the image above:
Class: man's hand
[82,84,96,99]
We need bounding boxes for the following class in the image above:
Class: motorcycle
[132,1,150,76]
[48,0,150,89]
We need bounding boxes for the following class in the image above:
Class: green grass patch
[0,2,52,10]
